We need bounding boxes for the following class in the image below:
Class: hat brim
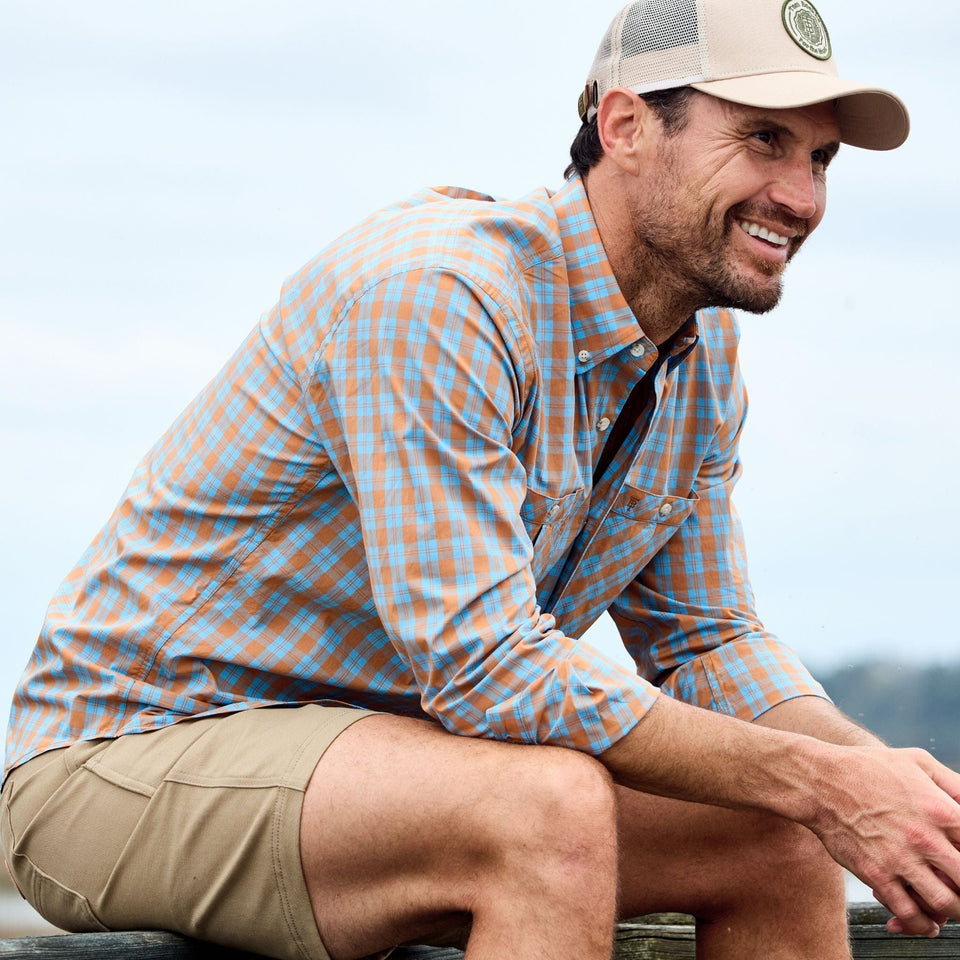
[689,72,909,151]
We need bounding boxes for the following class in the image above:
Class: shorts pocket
[2,771,109,934]
[31,862,109,933]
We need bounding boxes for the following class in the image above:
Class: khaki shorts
[0,704,375,960]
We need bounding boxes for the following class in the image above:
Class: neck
[584,171,702,346]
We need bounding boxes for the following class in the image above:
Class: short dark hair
[563,86,695,180]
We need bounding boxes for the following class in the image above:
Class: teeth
[738,220,789,246]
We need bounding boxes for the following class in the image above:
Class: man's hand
[803,744,960,938]
[756,695,960,937]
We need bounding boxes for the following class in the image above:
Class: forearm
[598,693,832,825]
[601,693,960,938]
[754,694,885,748]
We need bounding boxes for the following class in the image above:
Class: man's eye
[811,149,831,167]
[752,131,775,145]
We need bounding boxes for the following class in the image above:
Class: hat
[578,0,909,150]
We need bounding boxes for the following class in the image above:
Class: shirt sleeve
[609,353,829,721]
[307,266,654,752]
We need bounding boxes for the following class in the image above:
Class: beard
[682,222,787,315]
[633,178,809,316]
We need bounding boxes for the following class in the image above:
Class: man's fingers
[908,877,958,930]
[925,754,960,805]
[875,864,960,939]
[886,916,941,938]
[931,846,960,901]
[875,881,943,938]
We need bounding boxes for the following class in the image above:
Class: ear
[596,89,658,176]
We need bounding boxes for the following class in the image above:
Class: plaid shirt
[5,176,826,774]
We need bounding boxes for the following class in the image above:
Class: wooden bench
[0,905,956,959]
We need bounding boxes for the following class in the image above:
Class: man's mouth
[737,219,789,247]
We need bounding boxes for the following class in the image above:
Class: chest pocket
[545,484,699,630]
[603,484,701,588]
[612,485,699,528]
[520,486,584,583]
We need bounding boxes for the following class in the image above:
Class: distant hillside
[818,661,959,771]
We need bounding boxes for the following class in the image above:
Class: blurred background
[2,0,958,930]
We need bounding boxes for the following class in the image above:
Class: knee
[474,745,618,884]
[527,746,617,842]
[730,813,843,905]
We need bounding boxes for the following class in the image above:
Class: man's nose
[768,157,819,221]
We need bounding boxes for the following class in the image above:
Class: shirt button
[630,342,646,358]
[597,416,611,432]
[577,349,591,363]
[658,502,674,518]
[546,504,562,521]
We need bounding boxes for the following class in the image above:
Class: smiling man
[584,94,839,333]
[4,2,960,960]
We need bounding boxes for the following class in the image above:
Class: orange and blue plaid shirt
[5,176,826,774]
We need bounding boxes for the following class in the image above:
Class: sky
[2,0,959,742]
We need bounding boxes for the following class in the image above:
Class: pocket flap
[612,486,698,526]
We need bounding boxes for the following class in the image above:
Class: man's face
[632,92,841,314]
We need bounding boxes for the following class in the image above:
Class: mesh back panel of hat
[590,0,704,96]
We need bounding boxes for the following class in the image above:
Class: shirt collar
[548,176,647,367]
[663,315,700,363]
[549,176,701,368]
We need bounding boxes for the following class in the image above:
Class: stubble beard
[633,166,807,316]
[695,219,788,315]
[635,202,792,317]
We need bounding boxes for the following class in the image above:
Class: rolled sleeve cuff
[659,636,829,721]
[432,631,661,755]
[489,649,660,755]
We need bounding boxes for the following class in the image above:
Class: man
[3,1,959,958]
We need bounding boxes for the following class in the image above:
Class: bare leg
[301,714,849,960]
[615,788,850,959]
[300,715,619,960]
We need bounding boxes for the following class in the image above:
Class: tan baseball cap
[578,0,909,150]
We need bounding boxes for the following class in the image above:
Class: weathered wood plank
[0,906,955,959]
[612,909,960,960]
[614,917,695,959]
[614,904,960,960]
[613,926,960,959]
[847,927,960,959]
[0,931,258,959]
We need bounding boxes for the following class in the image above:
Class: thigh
[299,713,619,960]
[1,705,373,960]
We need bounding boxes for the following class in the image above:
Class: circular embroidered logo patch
[781,0,832,60]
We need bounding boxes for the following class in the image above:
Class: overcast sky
[3,0,958,742]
